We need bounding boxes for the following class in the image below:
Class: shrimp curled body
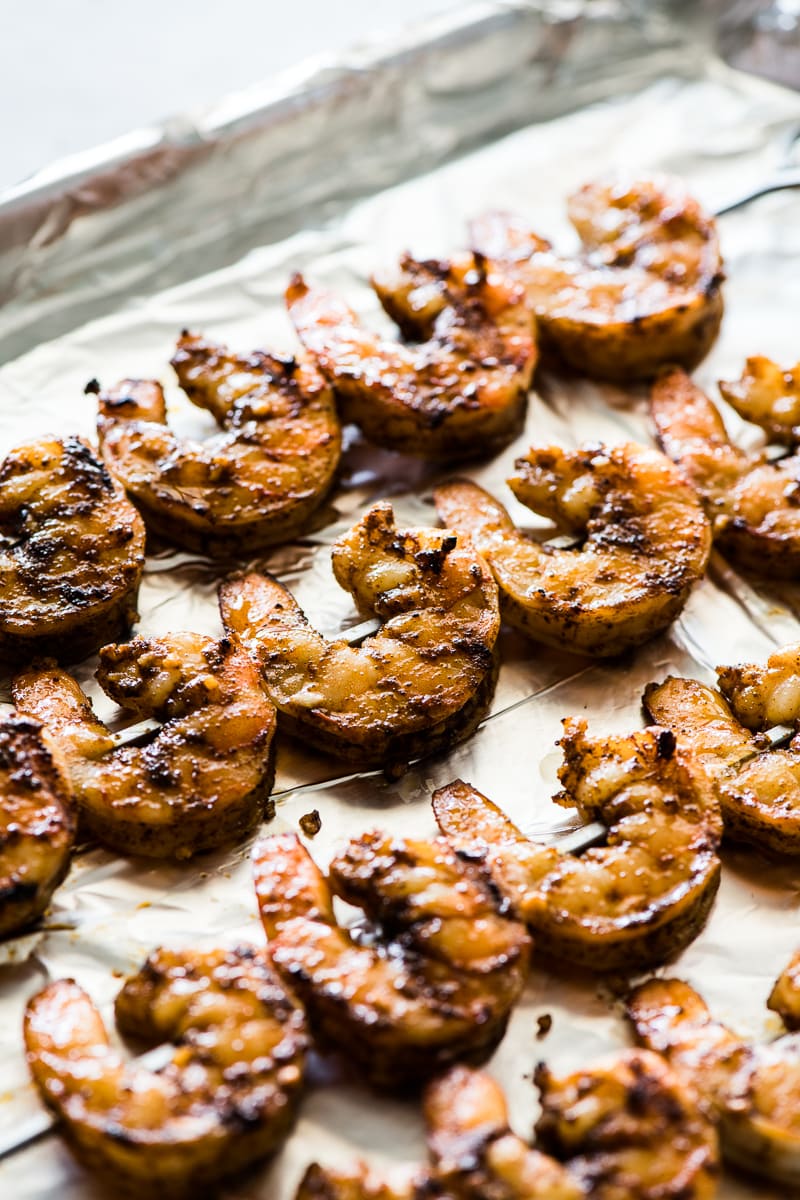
[471,174,723,382]
[0,714,75,938]
[253,831,530,1089]
[220,501,500,768]
[286,257,537,461]
[13,633,276,859]
[435,440,710,657]
[94,332,341,556]
[24,945,307,1196]
[432,718,721,970]
[0,437,145,662]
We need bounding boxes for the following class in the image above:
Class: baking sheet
[3,7,800,1199]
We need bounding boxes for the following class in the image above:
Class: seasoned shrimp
[220,501,500,768]
[300,1056,718,1200]
[93,332,341,556]
[433,720,721,970]
[425,1065,584,1200]
[645,674,800,855]
[719,356,800,446]
[652,367,800,576]
[628,971,800,1186]
[471,174,723,381]
[435,441,710,657]
[768,951,800,1030]
[716,641,800,730]
[295,1164,418,1200]
[0,714,74,938]
[286,256,537,460]
[534,1051,720,1199]
[25,945,307,1196]
[253,832,529,1088]
[13,633,276,859]
[0,436,145,662]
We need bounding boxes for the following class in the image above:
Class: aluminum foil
[2,3,800,1197]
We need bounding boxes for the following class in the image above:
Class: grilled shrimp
[286,256,537,460]
[719,355,800,446]
[252,831,529,1088]
[299,1056,718,1200]
[24,945,307,1196]
[13,633,276,859]
[93,332,341,556]
[644,674,800,855]
[470,174,723,382]
[0,714,74,937]
[628,970,800,1186]
[651,367,800,576]
[768,951,800,1029]
[219,501,500,768]
[432,720,721,970]
[716,641,800,730]
[533,1051,719,1199]
[0,436,145,662]
[295,1164,418,1200]
[435,441,710,657]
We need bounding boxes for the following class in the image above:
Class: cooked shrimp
[253,832,529,1088]
[286,256,537,460]
[294,1164,418,1200]
[628,973,800,1186]
[425,1065,584,1200]
[645,674,800,855]
[716,641,800,730]
[534,1050,720,1199]
[432,720,721,970]
[93,332,341,556]
[769,951,800,1030]
[435,441,710,657]
[719,356,800,446]
[13,633,276,859]
[300,1053,718,1200]
[0,713,75,938]
[471,174,723,381]
[220,501,500,768]
[0,436,145,663]
[651,367,800,576]
[24,945,307,1196]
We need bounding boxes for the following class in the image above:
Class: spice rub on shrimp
[253,832,530,1089]
[716,641,800,731]
[645,661,800,856]
[471,174,723,382]
[299,1054,719,1200]
[219,501,500,768]
[432,720,721,971]
[651,367,800,576]
[13,633,276,859]
[93,331,341,556]
[0,436,145,663]
[286,255,537,461]
[24,945,307,1197]
[628,965,800,1187]
[719,355,800,446]
[0,714,75,938]
[435,441,710,657]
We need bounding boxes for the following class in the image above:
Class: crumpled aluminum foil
[1,3,800,1197]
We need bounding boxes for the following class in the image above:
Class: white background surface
[0,0,457,192]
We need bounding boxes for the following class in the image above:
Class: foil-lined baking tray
[2,3,800,1196]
